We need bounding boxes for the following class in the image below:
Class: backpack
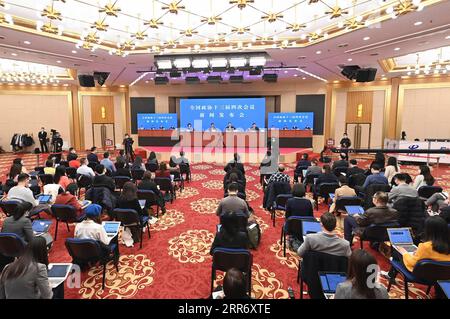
[247,221,261,249]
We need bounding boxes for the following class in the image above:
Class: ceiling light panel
[173,58,191,68]
[192,59,209,69]
[229,57,247,67]
[0,0,441,55]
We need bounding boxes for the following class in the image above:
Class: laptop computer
[438,281,450,299]
[102,221,121,238]
[387,228,418,254]
[37,194,52,204]
[302,169,307,177]
[32,220,52,234]
[319,272,347,299]
[344,205,365,216]
[302,220,322,236]
[139,199,146,209]
[47,263,73,288]
[329,193,335,200]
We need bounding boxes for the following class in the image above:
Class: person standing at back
[38,127,48,154]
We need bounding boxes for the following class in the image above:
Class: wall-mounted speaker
[185,76,200,84]
[229,75,244,83]
[155,76,169,85]
[78,75,95,87]
[341,65,360,80]
[262,73,278,83]
[355,68,377,82]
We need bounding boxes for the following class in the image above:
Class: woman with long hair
[147,151,158,165]
[155,162,171,178]
[413,165,435,189]
[130,156,145,171]
[385,157,400,184]
[117,182,146,218]
[54,165,70,190]
[0,237,53,299]
[401,216,450,272]
[335,249,388,299]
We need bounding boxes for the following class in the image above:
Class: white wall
[401,87,450,140]
[0,93,71,151]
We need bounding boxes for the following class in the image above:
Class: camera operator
[50,129,63,153]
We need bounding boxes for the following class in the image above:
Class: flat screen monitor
[268,112,314,130]
[137,113,177,130]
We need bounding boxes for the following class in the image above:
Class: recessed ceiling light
[302,77,306,80]
[394,47,400,51]
[71,50,77,54]
[414,21,423,26]
[56,60,61,64]
[347,58,353,62]
[11,53,17,56]
[316,50,322,54]
[363,36,370,41]
[294,74,298,77]
[145,81,149,84]
[446,35,450,40]
[23,40,31,45]
[284,70,288,74]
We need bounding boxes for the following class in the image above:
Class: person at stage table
[209,123,218,132]
[185,123,194,132]
[248,122,259,131]
[38,127,48,153]
[292,126,299,130]
[123,134,134,160]
[340,132,351,149]
[282,125,289,130]
[225,122,235,132]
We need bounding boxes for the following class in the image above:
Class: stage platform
[137,146,315,164]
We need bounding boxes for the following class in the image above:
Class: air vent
[297,56,307,60]
[128,62,136,65]
[74,63,80,66]
[338,43,349,48]
[0,35,5,40]
[369,53,379,56]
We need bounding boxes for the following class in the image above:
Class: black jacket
[85,186,116,214]
[138,180,165,208]
[93,174,115,192]
[224,162,245,175]
[332,160,349,170]
[285,198,314,219]
[114,168,131,178]
[116,198,145,217]
[263,182,291,209]
[347,166,365,177]
[87,152,99,164]
[38,131,47,141]
[210,230,248,255]
[393,197,427,240]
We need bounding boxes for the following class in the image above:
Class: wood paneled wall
[90,96,115,124]
[346,91,374,123]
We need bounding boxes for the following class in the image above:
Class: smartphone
[287,286,295,299]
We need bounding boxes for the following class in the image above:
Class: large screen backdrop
[180,97,266,131]
[137,113,177,129]
[268,112,314,129]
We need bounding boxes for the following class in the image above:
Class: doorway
[346,123,371,149]
[93,123,115,150]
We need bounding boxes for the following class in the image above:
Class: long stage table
[138,129,313,148]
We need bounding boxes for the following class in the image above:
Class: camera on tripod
[50,129,63,153]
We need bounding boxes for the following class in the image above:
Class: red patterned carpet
[0,152,449,299]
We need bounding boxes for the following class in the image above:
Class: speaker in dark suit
[38,127,48,153]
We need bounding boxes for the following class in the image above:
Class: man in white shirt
[74,204,111,246]
[7,173,51,217]
[77,158,95,177]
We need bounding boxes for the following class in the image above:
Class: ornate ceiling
[0,0,442,56]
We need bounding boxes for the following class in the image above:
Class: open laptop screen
[103,222,120,234]
[388,228,413,244]
[319,272,347,294]
[345,205,364,215]
[438,281,450,299]
[302,221,321,236]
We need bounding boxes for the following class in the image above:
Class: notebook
[32,220,52,234]
[302,220,322,236]
[103,221,121,237]
[47,263,73,288]
[37,194,52,204]
[319,272,347,299]
[344,205,364,215]
[438,281,450,299]
[387,228,418,254]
